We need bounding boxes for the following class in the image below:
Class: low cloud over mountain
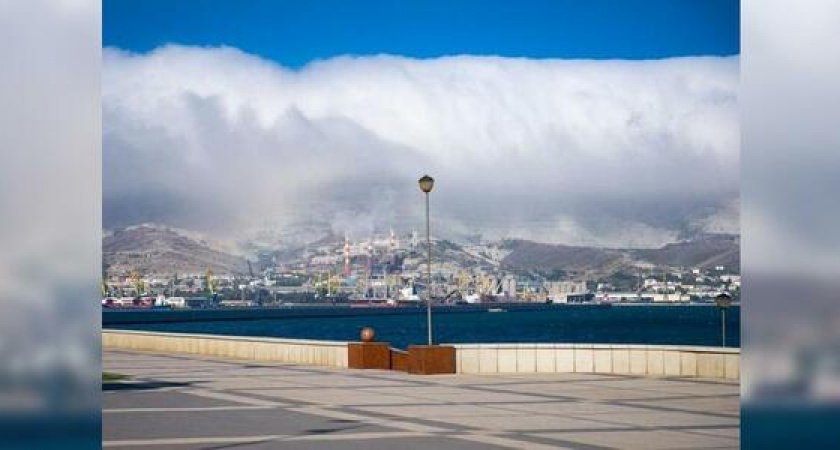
[104,45,738,248]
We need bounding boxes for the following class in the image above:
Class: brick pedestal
[408,345,456,375]
[348,343,391,370]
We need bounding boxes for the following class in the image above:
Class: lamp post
[418,174,435,345]
[714,292,732,347]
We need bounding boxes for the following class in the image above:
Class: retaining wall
[103,330,349,368]
[103,331,739,379]
[450,343,739,379]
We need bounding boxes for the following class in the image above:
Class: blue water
[112,305,740,349]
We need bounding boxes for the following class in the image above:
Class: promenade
[104,350,739,449]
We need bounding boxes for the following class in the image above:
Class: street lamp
[714,292,732,347]
[418,174,435,345]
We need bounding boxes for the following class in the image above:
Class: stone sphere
[360,327,375,343]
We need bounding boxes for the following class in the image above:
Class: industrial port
[102,228,740,310]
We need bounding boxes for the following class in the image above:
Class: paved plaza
[104,350,740,449]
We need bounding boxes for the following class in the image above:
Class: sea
[106,304,740,349]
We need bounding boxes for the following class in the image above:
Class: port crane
[130,269,145,297]
[205,267,219,305]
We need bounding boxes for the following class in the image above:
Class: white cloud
[104,45,739,248]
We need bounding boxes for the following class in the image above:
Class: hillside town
[102,228,740,309]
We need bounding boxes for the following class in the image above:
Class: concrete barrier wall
[450,343,739,379]
[104,331,738,379]
[103,330,349,368]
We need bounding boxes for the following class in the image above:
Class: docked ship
[348,285,422,308]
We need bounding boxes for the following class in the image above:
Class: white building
[720,274,741,286]
[546,281,587,303]
[502,275,517,298]
[649,292,691,302]
[311,255,340,265]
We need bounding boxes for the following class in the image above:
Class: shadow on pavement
[102,380,192,391]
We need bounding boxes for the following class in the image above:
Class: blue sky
[104,0,739,68]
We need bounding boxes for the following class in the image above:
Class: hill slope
[500,240,628,276]
[628,234,740,269]
[103,224,247,276]
[500,234,739,277]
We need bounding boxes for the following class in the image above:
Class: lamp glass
[418,175,434,193]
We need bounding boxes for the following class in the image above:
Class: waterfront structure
[546,280,587,303]
[104,329,740,379]
[104,347,739,448]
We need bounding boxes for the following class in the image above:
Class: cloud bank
[103,45,738,248]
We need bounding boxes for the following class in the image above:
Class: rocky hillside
[500,234,739,277]
[103,223,739,278]
[628,234,740,269]
[500,240,629,276]
[103,224,247,276]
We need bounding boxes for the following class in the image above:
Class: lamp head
[360,327,375,343]
[714,292,732,309]
[418,175,435,193]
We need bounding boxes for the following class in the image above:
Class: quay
[104,348,739,449]
[104,331,739,448]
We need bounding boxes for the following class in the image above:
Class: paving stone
[104,349,739,449]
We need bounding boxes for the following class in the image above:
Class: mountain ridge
[103,223,739,277]
[499,233,739,277]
